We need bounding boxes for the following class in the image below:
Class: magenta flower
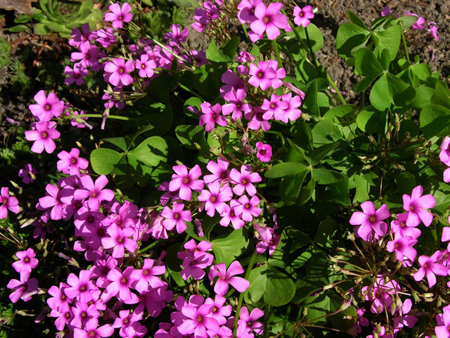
[64,63,88,86]
[177,304,219,337]
[105,2,133,29]
[164,24,189,45]
[104,58,135,87]
[442,216,450,251]
[293,5,314,27]
[349,201,390,241]
[57,148,89,176]
[220,70,247,96]
[362,276,400,314]
[74,175,115,210]
[28,90,64,122]
[392,298,418,333]
[255,224,280,255]
[130,258,165,293]
[198,182,233,217]
[440,136,450,165]
[256,142,272,162]
[65,270,97,303]
[96,27,116,48]
[208,261,250,296]
[12,248,38,281]
[204,158,230,184]
[7,277,38,303]
[25,121,61,154]
[102,224,137,258]
[436,305,450,338]
[71,42,100,72]
[69,23,93,48]
[73,318,114,338]
[112,309,143,337]
[161,202,191,234]
[18,163,36,184]
[248,61,277,91]
[38,183,68,221]
[282,93,302,122]
[222,89,252,120]
[246,107,272,131]
[71,302,99,328]
[414,251,447,287]
[237,0,262,24]
[428,23,439,41]
[235,195,262,222]
[402,185,436,227]
[136,54,156,78]
[237,306,264,337]
[168,164,204,201]
[0,187,20,219]
[390,213,421,239]
[220,200,245,229]
[204,295,232,325]
[199,102,227,133]
[250,2,288,40]
[386,235,417,265]
[261,94,289,121]
[229,164,262,196]
[47,282,72,313]
[106,267,139,304]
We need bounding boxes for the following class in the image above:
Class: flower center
[118,16,123,20]
[368,216,376,223]
[45,104,51,111]
[143,269,149,275]
[245,203,251,209]
[400,222,406,228]
[87,215,95,223]
[182,177,190,184]
[241,178,248,185]
[236,103,242,109]
[81,311,87,318]
[123,318,129,324]
[259,149,266,155]
[117,237,123,243]
[24,257,30,263]
[257,72,263,78]
[174,213,180,220]
[299,11,304,17]
[212,307,217,313]
[41,132,48,138]
[409,205,415,211]
[118,68,125,74]
[121,277,128,284]
[197,315,203,322]
[80,285,87,292]
[89,331,96,338]
[270,103,276,109]
[263,16,269,23]
[141,64,146,69]
[71,158,77,164]
[210,195,217,203]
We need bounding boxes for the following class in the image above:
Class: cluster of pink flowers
[192,0,222,33]
[0,187,20,219]
[381,7,439,41]
[7,248,39,303]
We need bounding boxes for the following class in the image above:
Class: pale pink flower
[198,182,233,217]
[105,2,133,29]
[235,195,262,222]
[168,164,204,201]
[229,164,262,196]
[414,251,447,287]
[57,148,89,176]
[25,121,60,154]
[0,187,20,219]
[199,102,227,133]
[250,2,288,40]
[104,58,135,87]
[349,201,390,241]
[293,5,314,28]
[161,202,191,234]
[208,261,250,296]
[402,185,435,227]
[28,90,64,122]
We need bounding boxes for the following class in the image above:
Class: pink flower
[105,2,133,29]
[130,258,165,293]
[164,24,189,45]
[0,187,20,219]
[386,235,417,265]
[436,304,450,338]
[261,94,289,121]
[237,306,264,337]
[28,90,64,122]
[199,102,227,133]
[255,224,279,255]
[135,54,156,78]
[440,136,450,164]
[96,28,116,48]
[106,267,139,304]
[349,201,390,241]
[25,121,61,154]
[402,185,436,227]
[293,5,314,27]
[281,93,302,122]
[177,303,219,337]
[69,23,94,48]
[208,261,250,295]
[65,270,97,303]
[7,277,38,303]
[73,318,114,338]
[161,202,191,234]
[390,213,421,239]
[442,216,450,250]
[204,158,230,184]
[222,89,252,120]
[235,195,262,222]
[198,182,233,217]
[414,251,447,287]
[12,248,38,281]
[220,200,245,229]
[237,0,262,24]
[18,163,36,184]
[362,276,400,314]
[428,23,439,41]
[112,310,143,337]
[229,164,262,196]
[256,142,272,162]
[104,58,135,86]
[74,175,115,210]
[250,2,288,40]
[47,282,72,313]
[246,107,271,131]
[102,224,137,258]
[404,12,426,30]
[71,42,100,72]
[204,295,232,325]
[57,148,89,176]
[64,63,89,86]
[169,164,204,201]
[248,61,277,91]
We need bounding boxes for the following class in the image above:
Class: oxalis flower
[349,201,390,241]
[414,251,447,287]
[25,121,61,154]
[105,2,133,29]
[250,2,289,40]
[402,185,436,227]
[293,5,314,28]
[208,261,250,296]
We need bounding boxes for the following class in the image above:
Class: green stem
[401,28,411,64]
[178,82,204,100]
[272,40,283,68]
[66,114,133,121]
[233,249,257,336]
[241,24,250,42]
[139,240,162,254]
[304,27,318,67]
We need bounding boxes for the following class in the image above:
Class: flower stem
[66,114,133,121]
[401,27,411,64]
[233,248,257,336]
[150,37,196,71]
[272,40,283,68]
[139,240,162,254]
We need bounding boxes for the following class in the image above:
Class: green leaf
[356,105,386,134]
[90,148,122,175]
[175,125,206,150]
[354,48,383,77]
[431,82,450,109]
[128,136,168,167]
[295,24,324,53]
[211,228,249,266]
[265,162,309,179]
[14,15,31,23]
[311,142,340,166]
[298,178,316,205]
[329,176,351,206]
[206,37,240,63]
[410,63,431,82]
[369,73,415,111]
[353,174,370,203]
[392,15,418,29]
[311,120,342,146]
[245,264,296,306]
[420,104,450,138]
[312,169,345,185]
[346,11,368,30]
[280,170,308,205]
[379,48,390,70]
[373,25,401,61]
[9,25,29,33]
[336,23,370,59]
[303,79,319,116]
[354,74,379,93]
[412,86,434,109]
[323,105,356,121]
[314,217,338,248]
[34,23,51,35]
[395,172,416,194]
